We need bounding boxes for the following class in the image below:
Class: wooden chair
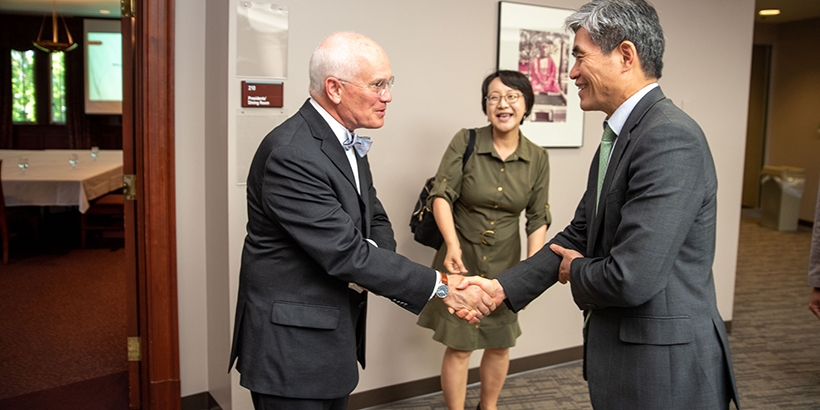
[1,159,7,263]
[80,190,125,248]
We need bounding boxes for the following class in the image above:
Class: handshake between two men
[441,244,582,323]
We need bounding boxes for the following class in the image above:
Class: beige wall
[174,0,754,407]
[759,18,820,221]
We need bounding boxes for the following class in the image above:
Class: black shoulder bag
[409,129,476,249]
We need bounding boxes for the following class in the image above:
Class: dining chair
[0,159,7,263]
[80,190,124,248]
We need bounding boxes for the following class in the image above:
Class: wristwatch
[434,272,449,299]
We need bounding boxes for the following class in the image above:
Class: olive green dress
[417,126,551,351]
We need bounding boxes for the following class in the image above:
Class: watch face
[435,284,449,299]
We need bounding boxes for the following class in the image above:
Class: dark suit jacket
[229,100,435,399]
[497,87,740,409]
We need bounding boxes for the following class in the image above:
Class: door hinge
[123,174,137,200]
[127,336,141,361]
[121,0,134,18]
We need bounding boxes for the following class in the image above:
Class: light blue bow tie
[343,133,372,157]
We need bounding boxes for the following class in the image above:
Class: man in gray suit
[460,1,740,408]
[229,32,493,410]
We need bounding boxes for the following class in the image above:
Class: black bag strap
[462,128,476,170]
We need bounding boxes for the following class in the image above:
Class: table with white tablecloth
[0,149,123,214]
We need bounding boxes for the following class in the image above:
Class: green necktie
[586,124,617,341]
[595,124,617,214]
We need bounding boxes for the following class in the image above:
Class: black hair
[481,70,534,124]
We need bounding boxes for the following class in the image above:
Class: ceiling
[1,0,819,22]
[755,0,820,23]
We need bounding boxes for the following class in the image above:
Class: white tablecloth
[0,149,123,214]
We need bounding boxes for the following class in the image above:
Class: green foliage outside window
[51,52,66,123]
[11,49,36,123]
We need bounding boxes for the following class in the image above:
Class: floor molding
[348,346,583,409]
[181,391,222,410]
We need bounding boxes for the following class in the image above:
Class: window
[10,49,67,124]
[51,52,66,123]
[11,50,36,123]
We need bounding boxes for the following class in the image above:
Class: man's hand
[442,275,497,324]
[449,277,507,322]
[550,244,582,284]
[810,288,820,320]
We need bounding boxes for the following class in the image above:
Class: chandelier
[33,0,78,53]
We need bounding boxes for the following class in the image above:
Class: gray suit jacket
[497,87,740,409]
[229,100,435,399]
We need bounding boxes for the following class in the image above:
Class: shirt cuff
[430,270,443,300]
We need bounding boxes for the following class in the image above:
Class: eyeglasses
[486,93,523,105]
[338,76,395,96]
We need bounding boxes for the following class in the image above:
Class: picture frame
[497,1,584,147]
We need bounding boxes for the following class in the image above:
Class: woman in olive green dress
[417,70,551,410]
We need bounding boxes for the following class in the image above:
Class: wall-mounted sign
[241,81,283,107]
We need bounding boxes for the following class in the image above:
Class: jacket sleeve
[264,143,433,313]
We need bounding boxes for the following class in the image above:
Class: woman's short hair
[481,70,535,124]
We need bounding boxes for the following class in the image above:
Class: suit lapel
[589,87,667,253]
[299,101,359,193]
[299,101,371,233]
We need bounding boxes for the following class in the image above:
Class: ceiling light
[758,9,781,16]
[99,10,111,14]
[33,0,78,53]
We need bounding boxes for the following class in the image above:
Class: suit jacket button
[359,301,366,308]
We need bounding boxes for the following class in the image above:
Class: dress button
[500,168,505,172]
[497,187,503,191]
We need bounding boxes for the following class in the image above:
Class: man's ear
[326,77,343,104]
[618,40,639,73]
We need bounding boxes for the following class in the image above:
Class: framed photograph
[497,1,584,147]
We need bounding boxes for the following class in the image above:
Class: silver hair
[565,0,664,79]
[308,32,368,98]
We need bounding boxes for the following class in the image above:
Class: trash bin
[759,166,805,231]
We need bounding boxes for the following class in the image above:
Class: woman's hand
[443,247,468,275]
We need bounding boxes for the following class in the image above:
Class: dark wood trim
[347,346,584,409]
[133,0,180,408]
[121,12,141,410]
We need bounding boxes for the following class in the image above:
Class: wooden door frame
[133,0,181,408]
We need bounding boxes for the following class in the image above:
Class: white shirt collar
[309,98,362,194]
[309,98,353,146]
[606,83,659,136]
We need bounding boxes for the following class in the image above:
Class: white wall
[175,0,754,407]
[175,0,208,397]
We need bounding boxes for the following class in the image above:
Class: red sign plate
[241,81,283,108]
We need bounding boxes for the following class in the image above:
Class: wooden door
[121,11,141,409]
[132,0,181,408]
[123,0,181,408]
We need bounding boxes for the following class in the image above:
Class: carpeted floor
[1,213,817,409]
[0,210,127,406]
[364,216,820,410]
